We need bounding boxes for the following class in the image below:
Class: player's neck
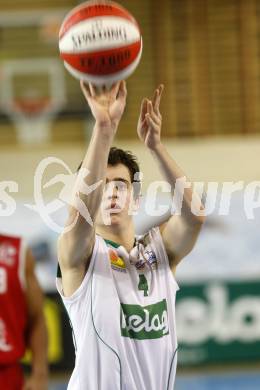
[97,221,135,252]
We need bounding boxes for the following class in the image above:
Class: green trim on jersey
[104,239,121,248]
[104,238,137,249]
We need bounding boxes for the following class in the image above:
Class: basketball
[59,1,142,86]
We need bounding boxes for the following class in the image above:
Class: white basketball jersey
[56,227,179,390]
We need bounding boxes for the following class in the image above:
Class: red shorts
[0,363,24,390]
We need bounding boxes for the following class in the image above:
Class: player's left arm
[23,249,48,390]
[137,85,206,271]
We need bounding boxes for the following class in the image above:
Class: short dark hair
[77,147,141,197]
[108,147,140,182]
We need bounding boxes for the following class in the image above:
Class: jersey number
[138,274,149,297]
[0,267,7,294]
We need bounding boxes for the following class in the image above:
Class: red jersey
[0,234,28,365]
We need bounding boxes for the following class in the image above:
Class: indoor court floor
[49,371,260,390]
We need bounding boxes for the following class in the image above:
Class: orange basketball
[59,1,142,85]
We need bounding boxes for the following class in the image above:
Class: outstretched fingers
[145,112,157,128]
[140,98,149,121]
[117,80,127,100]
[89,83,97,97]
[80,80,92,101]
[147,100,161,126]
[152,84,164,114]
[109,81,121,100]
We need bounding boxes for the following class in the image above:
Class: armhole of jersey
[56,235,100,303]
[18,238,27,291]
[149,227,180,291]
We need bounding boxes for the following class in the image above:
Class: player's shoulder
[0,233,25,256]
[0,232,22,241]
[143,226,161,241]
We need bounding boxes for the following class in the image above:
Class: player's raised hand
[137,84,164,150]
[80,80,127,132]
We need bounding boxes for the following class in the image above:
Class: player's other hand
[137,84,164,151]
[80,81,127,133]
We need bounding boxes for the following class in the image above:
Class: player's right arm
[58,81,127,296]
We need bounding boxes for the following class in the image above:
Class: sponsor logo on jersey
[130,246,158,272]
[0,319,13,352]
[0,243,16,266]
[144,250,158,269]
[109,249,126,273]
[120,299,169,340]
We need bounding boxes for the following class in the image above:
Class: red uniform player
[0,233,48,390]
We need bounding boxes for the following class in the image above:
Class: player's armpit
[58,217,95,268]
